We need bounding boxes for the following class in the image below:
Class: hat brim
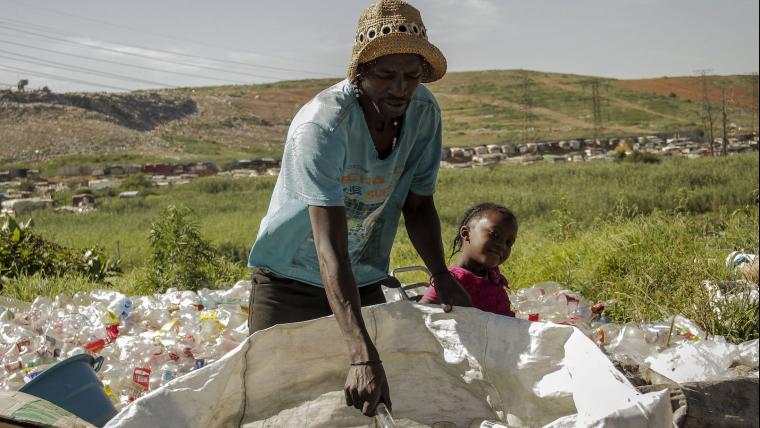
[348,33,447,84]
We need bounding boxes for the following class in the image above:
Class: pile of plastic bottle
[2,276,758,411]
[1,281,250,410]
[510,281,759,383]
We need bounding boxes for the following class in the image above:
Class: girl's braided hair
[450,202,517,258]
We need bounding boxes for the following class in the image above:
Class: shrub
[614,151,661,164]
[119,174,153,192]
[144,205,243,292]
[18,182,36,192]
[0,214,121,286]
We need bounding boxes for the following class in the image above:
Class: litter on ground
[1,272,758,426]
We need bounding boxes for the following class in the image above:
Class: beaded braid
[450,202,517,258]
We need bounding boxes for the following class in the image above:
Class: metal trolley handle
[389,266,432,301]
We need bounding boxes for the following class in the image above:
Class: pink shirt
[422,266,515,317]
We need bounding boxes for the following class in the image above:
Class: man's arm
[308,205,391,416]
[402,192,473,310]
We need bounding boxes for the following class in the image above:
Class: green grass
[5,154,759,341]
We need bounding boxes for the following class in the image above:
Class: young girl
[419,203,517,317]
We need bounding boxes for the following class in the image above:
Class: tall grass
[6,155,759,340]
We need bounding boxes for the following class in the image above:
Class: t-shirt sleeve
[409,112,442,196]
[280,122,345,206]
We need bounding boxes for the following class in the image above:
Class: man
[247,0,472,417]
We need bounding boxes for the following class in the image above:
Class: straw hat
[348,0,447,83]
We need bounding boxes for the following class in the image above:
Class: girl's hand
[432,271,473,312]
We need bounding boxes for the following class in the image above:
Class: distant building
[123,164,142,174]
[501,144,517,156]
[73,193,96,207]
[88,179,121,190]
[472,153,503,165]
[6,168,29,179]
[1,197,53,214]
[447,147,472,163]
[58,166,92,177]
[142,164,173,175]
[105,165,125,175]
[119,191,142,199]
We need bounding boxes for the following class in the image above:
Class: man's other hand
[344,362,392,417]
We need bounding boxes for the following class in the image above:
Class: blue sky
[0,0,757,92]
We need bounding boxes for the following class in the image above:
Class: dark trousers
[247,270,387,334]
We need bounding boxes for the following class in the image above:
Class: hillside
[1,70,756,167]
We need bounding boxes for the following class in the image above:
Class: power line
[0,49,176,88]
[0,16,338,77]
[0,0,343,72]
[0,23,281,82]
[0,38,258,85]
[0,64,132,91]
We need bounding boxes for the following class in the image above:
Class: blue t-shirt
[248,79,442,287]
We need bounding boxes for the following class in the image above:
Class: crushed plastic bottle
[374,403,396,428]
[508,283,758,382]
[0,281,252,411]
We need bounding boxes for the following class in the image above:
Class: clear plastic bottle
[374,403,396,428]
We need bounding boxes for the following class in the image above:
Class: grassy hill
[1,70,756,170]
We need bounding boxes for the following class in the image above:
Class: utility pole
[695,69,716,156]
[591,80,603,142]
[520,72,534,147]
[721,85,731,156]
[751,72,758,137]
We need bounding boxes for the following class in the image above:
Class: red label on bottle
[106,324,120,342]
[16,339,31,353]
[4,361,22,372]
[133,367,151,390]
[84,338,106,354]
[528,313,540,321]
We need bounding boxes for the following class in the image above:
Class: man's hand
[432,271,473,312]
[309,205,393,417]
[344,363,392,416]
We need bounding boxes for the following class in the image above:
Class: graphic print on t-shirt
[290,166,401,272]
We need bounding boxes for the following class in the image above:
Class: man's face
[359,54,424,119]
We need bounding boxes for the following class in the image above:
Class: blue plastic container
[19,354,118,427]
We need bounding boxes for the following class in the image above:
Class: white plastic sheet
[106,301,672,428]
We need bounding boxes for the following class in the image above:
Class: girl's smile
[458,210,518,274]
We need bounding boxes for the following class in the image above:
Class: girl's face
[460,210,518,271]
